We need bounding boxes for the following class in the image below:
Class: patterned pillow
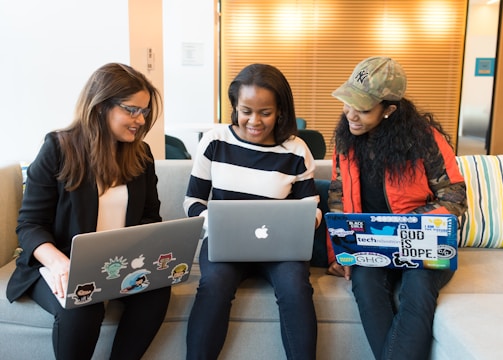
[457,155,503,248]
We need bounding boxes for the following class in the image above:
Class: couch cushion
[456,155,503,248]
[168,265,361,324]
[0,259,360,326]
[433,294,503,360]
[441,248,503,294]
[155,160,193,221]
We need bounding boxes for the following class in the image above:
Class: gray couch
[1,156,502,359]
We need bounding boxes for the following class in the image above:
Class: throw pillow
[457,155,503,248]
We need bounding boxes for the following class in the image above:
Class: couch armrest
[0,163,23,267]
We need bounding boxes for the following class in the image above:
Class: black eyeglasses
[116,103,151,118]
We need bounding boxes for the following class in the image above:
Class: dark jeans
[29,276,171,360]
[351,266,454,360]
[186,238,317,360]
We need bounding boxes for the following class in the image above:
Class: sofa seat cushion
[170,265,361,323]
[433,294,503,360]
[431,248,503,359]
[1,259,361,327]
[0,260,124,327]
[3,249,500,328]
[441,248,503,294]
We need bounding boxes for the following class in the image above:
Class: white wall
[0,1,497,162]
[163,0,216,158]
[0,1,129,165]
[0,0,215,164]
[459,3,499,138]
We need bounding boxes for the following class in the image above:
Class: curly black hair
[333,98,451,184]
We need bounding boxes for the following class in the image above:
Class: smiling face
[108,90,150,143]
[342,102,396,136]
[233,84,279,145]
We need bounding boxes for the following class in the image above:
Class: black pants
[29,277,171,360]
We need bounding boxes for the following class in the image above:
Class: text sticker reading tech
[324,213,458,270]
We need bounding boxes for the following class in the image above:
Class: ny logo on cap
[354,69,369,84]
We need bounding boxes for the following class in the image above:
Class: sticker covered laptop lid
[324,213,458,270]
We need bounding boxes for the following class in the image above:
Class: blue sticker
[120,269,151,294]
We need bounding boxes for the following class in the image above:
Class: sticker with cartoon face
[168,263,190,284]
[153,252,177,270]
[68,282,102,305]
[120,269,151,294]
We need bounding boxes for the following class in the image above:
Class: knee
[55,303,105,327]
[351,273,392,309]
[197,276,238,302]
[400,289,437,314]
[275,278,314,303]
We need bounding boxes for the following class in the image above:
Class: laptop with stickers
[324,213,458,270]
[39,216,204,309]
[207,199,317,262]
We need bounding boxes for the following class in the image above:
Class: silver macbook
[207,199,317,262]
[40,217,204,309]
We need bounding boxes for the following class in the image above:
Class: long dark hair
[57,63,162,193]
[334,98,451,183]
[228,63,297,144]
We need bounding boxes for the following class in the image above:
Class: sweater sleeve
[16,133,61,266]
[183,131,213,218]
[412,130,467,217]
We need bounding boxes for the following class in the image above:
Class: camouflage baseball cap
[332,56,407,111]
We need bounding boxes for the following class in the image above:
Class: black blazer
[7,132,162,302]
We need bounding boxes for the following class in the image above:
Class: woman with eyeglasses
[6,63,170,360]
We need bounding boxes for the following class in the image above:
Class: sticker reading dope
[398,224,438,260]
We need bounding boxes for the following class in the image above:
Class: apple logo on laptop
[255,225,269,239]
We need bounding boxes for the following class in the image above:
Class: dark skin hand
[326,261,351,281]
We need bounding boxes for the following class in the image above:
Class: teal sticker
[336,252,357,266]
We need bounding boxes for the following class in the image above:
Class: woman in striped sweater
[183,64,321,360]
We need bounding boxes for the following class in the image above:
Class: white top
[96,185,128,231]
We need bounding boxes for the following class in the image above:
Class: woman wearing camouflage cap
[326,56,467,360]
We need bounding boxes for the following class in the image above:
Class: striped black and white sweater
[183,124,321,228]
